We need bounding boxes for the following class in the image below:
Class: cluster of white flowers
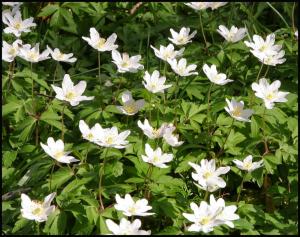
[185,2,228,11]
[105,194,152,234]
[138,119,183,147]
[2,2,292,234]
[244,33,286,66]
[183,194,239,233]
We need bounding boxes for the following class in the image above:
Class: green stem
[31,63,35,113]
[98,51,101,85]
[163,61,167,77]
[50,62,59,97]
[261,107,269,155]
[71,68,99,78]
[144,164,154,199]
[149,92,152,121]
[266,2,290,28]
[178,75,197,99]
[217,118,234,158]
[6,60,15,97]
[84,143,91,164]
[199,11,208,51]
[263,65,269,78]
[250,63,264,107]
[61,105,66,140]
[49,163,55,191]
[206,83,213,134]
[236,175,246,203]
[174,75,180,125]
[99,148,109,211]
[204,189,209,202]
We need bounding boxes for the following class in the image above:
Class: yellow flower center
[244,162,252,170]
[199,216,211,225]
[266,93,275,100]
[53,151,64,160]
[57,53,64,60]
[97,38,106,49]
[232,107,242,117]
[203,171,212,179]
[150,83,157,89]
[259,45,267,52]
[65,91,76,100]
[8,48,16,55]
[178,67,185,75]
[105,136,114,145]
[14,22,21,29]
[153,156,160,163]
[87,133,94,140]
[32,207,43,215]
[28,52,38,61]
[178,36,186,44]
[123,103,137,114]
[121,60,130,68]
[152,129,160,137]
[128,206,136,214]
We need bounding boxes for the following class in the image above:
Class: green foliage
[2,2,298,235]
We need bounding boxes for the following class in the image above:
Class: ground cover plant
[2,2,298,235]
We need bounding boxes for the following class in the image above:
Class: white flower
[18,43,50,63]
[251,78,289,109]
[162,123,184,147]
[183,194,239,233]
[217,25,247,43]
[112,50,144,73]
[209,194,239,228]
[104,80,113,87]
[137,119,168,139]
[184,2,212,10]
[188,159,230,192]
[259,50,286,66]
[184,2,227,11]
[82,27,118,52]
[116,90,145,115]
[79,120,103,143]
[168,58,198,77]
[143,70,172,94]
[114,194,154,217]
[40,137,79,164]
[150,43,184,62]
[209,2,228,10]
[106,218,151,235]
[244,33,286,66]
[21,192,56,222]
[168,27,197,45]
[141,143,173,168]
[51,74,94,106]
[46,46,77,63]
[2,8,36,37]
[224,98,253,122]
[233,155,264,172]
[163,132,184,147]
[95,126,130,149]
[2,2,22,7]
[183,200,222,233]
[295,30,298,39]
[2,39,22,62]
[202,64,233,85]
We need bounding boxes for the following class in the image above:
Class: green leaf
[3,151,18,168]
[2,101,21,117]
[38,4,59,17]
[49,167,74,190]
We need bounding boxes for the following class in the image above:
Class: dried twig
[130,2,143,15]
[2,187,31,201]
